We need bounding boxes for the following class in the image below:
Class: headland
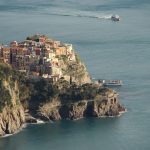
[0,34,125,136]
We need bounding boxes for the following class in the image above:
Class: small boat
[111,15,120,21]
[103,80,123,86]
[96,79,123,86]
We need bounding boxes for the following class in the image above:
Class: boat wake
[49,12,113,20]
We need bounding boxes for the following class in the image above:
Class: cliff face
[0,63,25,136]
[0,35,125,137]
[37,89,125,121]
[37,99,61,121]
[0,106,25,136]
[60,54,91,85]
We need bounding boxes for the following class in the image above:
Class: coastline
[1,119,45,138]
[1,108,126,138]
[0,35,125,137]
[1,124,26,138]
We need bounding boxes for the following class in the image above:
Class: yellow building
[1,47,10,63]
[48,52,56,59]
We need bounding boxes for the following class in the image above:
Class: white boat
[111,15,120,21]
[103,80,123,86]
[96,79,123,86]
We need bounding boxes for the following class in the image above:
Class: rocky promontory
[0,35,125,136]
[36,82,125,121]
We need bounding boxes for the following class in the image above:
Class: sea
[0,0,150,150]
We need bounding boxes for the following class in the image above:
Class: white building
[64,43,73,53]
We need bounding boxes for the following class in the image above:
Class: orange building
[55,46,67,56]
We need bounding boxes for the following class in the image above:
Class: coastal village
[0,35,125,137]
[0,34,76,81]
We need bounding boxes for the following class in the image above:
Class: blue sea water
[0,0,150,150]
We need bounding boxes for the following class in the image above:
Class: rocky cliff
[0,106,25,136]
[0,63,25,136]
[36,85,125,121]
[0,63,125,137]
[0,39,125,137]
[60,54,91,85]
